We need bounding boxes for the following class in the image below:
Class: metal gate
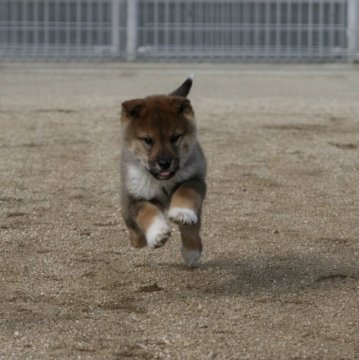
[0,0,358,62]
[0,0,128,59]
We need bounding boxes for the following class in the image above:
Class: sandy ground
[0,63,358,359]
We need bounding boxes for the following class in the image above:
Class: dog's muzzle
[149,158,179,180]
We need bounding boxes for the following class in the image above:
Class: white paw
[168,207,198,226]
[146,217,171,249]
[181,247,202,267]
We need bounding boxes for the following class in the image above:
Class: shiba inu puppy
[120,76,206,267]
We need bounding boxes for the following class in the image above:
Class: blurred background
[0,0,358,63]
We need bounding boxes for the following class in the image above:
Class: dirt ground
[0,63,358,360]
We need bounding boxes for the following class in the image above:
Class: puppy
[120,77,206,267]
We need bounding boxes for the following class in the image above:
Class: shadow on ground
[153,251,359,298]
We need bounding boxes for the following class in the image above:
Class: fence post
[126,0,138,61]
[348,0,359,61]
[112,0,120,57]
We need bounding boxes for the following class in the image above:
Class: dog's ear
[169,75,193,98]
[121,99,145,120]
[170,97,193,118]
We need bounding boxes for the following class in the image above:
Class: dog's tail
[169,74,194,98]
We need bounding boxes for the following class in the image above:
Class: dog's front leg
[168,179,206,266]
[134,201,171,249]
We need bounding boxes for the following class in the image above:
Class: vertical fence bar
[341,0,346,56]
[0,1,4,51]
[44,0,49,58]
[164,1,169,56]
[243,1,248,56]
[22,1,26,54]
[298,1,302,60]
[308,0,313,59]
[276,0,280,58]
[86,0,91,53]
[54,0,59,57]
[126,0,138,61]
[254,1,259,56]
[175,1,179,52]
[9,1,13,56]
[319,0,324,58]
[97,1,101,52]
[144,0,148,51]
[65,0,70,56]
[265,0,270,58]
[153,0,158,55]
[286,3,292,59]
[112,0,120,56]
[34,0,38,56]
[76,0,81,58]
[348,0,359,61]
[329,0,334,56]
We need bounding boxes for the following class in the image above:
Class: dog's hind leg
[128,227,147,249]
[179,221,203,267]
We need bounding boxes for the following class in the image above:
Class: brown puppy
[120,77,206,267]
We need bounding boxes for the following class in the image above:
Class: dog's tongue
[160,171,171,177]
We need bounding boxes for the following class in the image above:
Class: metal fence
[0,0,127,59]
[0,0,358,62]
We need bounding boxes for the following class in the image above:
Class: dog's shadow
[162,251,358,297]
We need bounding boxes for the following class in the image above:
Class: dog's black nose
[157,158,172,170]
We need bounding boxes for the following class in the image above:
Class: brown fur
[170,181,205,211]
[120,78,207,266]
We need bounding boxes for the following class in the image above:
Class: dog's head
[121,77,196,180]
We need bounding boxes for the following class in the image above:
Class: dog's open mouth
[149,162,179,181]
[155,171,175,180]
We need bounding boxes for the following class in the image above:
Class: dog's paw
[168,207,198,226]
[146,217,171,249]
[181,247,202,267]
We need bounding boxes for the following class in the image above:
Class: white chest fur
[126,164,176,202]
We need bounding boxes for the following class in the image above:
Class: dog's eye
[141,137,154,146]
[170,134,182,144]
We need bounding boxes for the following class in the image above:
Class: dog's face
[121,95,196,180]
